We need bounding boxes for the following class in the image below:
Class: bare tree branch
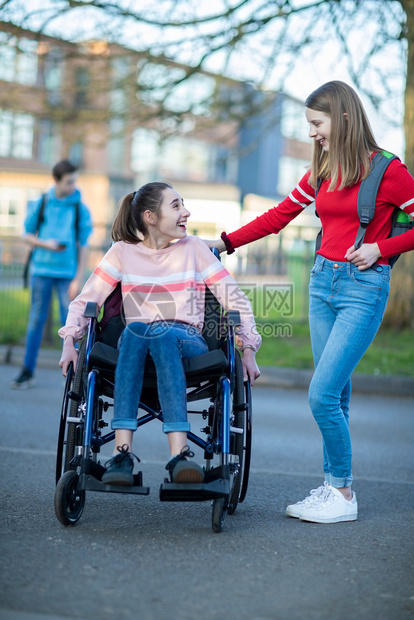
[0,0,408,144]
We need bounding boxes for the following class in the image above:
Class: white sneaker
[286,483,327,518]
[299,484,358,523]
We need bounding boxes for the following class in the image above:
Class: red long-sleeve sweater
[227,158,414,265]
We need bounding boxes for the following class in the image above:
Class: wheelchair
[54,252,253,533]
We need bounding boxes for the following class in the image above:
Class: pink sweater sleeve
[195,239,262,352]
[58,243,122,342]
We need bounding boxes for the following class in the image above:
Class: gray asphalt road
[0,364,413,620]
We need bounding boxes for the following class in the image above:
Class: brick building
[0,22,315,274]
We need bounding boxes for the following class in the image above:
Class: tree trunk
[382,0,414,329]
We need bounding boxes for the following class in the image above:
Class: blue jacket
[24,187,93,279]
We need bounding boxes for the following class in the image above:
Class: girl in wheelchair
[59,182,261,486]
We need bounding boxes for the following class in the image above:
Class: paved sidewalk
[1,365,413,620]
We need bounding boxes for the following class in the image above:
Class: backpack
[23,194,81,287]
[314,151,414,268]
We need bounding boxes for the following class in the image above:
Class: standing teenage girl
[59,182,261,486]
[206,81,414,523]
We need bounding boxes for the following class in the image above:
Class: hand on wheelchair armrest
[241,348,261,386]
[59,336,78,377]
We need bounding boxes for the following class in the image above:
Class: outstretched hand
[345,243,381,270]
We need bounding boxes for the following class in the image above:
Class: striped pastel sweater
[59,235,261,351]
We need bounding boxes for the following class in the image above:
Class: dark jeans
[24,275,70,372]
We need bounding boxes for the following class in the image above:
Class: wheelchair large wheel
[54,470,85,526]
[239,380,252,503]
[227,350,251,514]
[56,338,87,483]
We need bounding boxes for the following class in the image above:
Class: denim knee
[308,378,324,417]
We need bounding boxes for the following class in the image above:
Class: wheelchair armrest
[226,310,241,327]
[84,302,99,319]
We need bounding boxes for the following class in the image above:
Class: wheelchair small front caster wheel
[212,498,227,533]
[54,470,85,526]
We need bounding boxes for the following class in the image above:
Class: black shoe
[11,367,35,390]
[165,446,204,483]
[102,445,140,486]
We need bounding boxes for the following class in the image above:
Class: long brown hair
[305,81,381,191]
[111,182,173,243]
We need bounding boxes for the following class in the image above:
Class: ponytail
[111,193,141,243]
[111,182,173,243]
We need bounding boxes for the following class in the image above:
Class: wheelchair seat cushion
[88,341,229,380]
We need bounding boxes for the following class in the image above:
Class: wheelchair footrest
[159,465,230,502]
[80,473,150,495]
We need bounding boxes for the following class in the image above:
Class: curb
[2,344,414,397]
[256,366,414,397]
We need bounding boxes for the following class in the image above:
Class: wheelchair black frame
[55,251,252,531]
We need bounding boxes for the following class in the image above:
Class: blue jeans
[113,321,209,434]
[308,256,390,488]
[24,275,71,372]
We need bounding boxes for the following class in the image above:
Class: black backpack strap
[354,152,399,249]
[314,177,323,219]
[23,193,47,288]
[35,193,47,233]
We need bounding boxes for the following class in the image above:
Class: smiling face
[305,107,332,152]
[144,187,190,248]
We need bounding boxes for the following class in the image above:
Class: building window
[75,67,90,107]
[137,60,215,116]
[43,48,63,104]
[130,128,159,177]
[0,187,28,234]
[16,38,38,85]
[0,109,34,159]
[131,129,214,182]
[0,110,13,156]
[108,117,125,171]
[68,141,84,167]
[277,156,310,197]
[0,34,38,86]
[0,33,16,82]
[281,97,309,142]
[37,119,59,165]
